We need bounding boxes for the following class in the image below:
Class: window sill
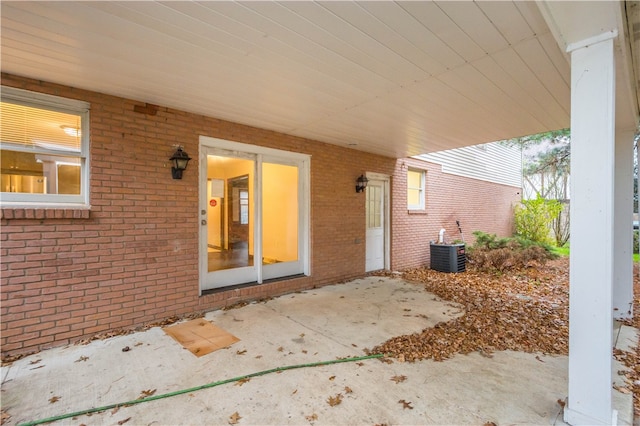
[407,209,427,215]
[1,208,90,220]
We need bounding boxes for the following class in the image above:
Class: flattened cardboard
[164,318,239,357]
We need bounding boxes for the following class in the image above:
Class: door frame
[198,136,311,294]
[365,172,390,271]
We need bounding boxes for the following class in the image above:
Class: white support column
[565,35,617,425]
[613,130,634,320]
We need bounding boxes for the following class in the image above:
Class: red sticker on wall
[209,199,217,207]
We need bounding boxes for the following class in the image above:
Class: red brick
[0,73,519,357]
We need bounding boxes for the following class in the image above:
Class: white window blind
[1,102,82,153]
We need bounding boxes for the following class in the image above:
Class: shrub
[467,231,556,272]
[514,195,562,245]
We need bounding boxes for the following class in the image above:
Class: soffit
[0,1,635,158]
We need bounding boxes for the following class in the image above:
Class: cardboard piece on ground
[164,318,239,357]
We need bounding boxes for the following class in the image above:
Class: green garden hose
[17,353,383,426]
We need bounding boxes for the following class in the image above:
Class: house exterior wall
[0,74,520,357]
[391,157,520,271]
[415,143,522,188]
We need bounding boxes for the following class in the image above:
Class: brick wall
[390,158,520,271]
[0,74,520,357]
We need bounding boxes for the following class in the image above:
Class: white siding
[414,142,522,188]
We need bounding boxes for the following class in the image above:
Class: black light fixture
[355,174,369,193]
[169,146,191,179]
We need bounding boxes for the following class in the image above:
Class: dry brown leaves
[398,399,413,409]
[617,262,640,417]
[390,375,407,384]
[235,377,251,387]
[372,260,640,417]
[137,389,156,400]
[326,393,343,406]
[228,412,242,424]
[370,259,570,362]
[1,409,10,426]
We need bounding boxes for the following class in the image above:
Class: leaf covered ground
[370,258,640,416]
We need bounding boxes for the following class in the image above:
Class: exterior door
[199,136,311,293]
[366,178,386,271]
[200,147,258,290]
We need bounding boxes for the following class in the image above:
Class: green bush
[467,231,556,272]
[514,195,562,245]
[634,230,639,254]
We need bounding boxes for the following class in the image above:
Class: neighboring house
[0,75,520,356]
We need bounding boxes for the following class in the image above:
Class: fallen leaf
[29,359,41,365]
[75,356,89,362]
[326,394,343,406]
[235,378,251,387]
[277,346,284,352]
[121,346,130,352]
[398,399,413,409]
[300,333,305,338]
[137,389,156,399]
[613,385,631,394]
[344,386,353,393]
[483,422,497,426]
[229,412,242,425]
[557,398,566,408]
[292,389,297,395]
[117,417,131,425]
[305,413,318,421]
[370,259,572,363]
[236,349,247,355]
[328,375,336,381]
[49,396,60,404]
[390,375,407,384]
[111,405,120,414]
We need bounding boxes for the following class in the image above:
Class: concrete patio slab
[1,276,635,425]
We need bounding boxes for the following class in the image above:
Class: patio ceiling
[1,1,639,158]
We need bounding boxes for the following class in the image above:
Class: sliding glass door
[199,137,309,292]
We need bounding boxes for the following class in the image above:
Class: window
[407,169,425,210]
[0,86,90,207]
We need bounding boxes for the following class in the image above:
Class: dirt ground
[371,258,640,418]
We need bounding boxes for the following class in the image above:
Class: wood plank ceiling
[1,1,575,158]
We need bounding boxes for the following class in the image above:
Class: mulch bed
[370,258,639,416]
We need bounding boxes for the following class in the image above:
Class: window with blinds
[0,86,90,206]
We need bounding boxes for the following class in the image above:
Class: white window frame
[407,168,426,210]
[1,86,90,208]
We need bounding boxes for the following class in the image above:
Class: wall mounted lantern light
[355,174,369,193]
[169,146,191,179]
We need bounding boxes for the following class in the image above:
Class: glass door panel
[262,162,300,279]
[202,152,257,290]
[199,136,310,291]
